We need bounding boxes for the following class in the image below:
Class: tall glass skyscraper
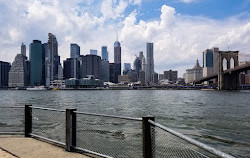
[70,44,80,58]
[146,43,154,83]
[29,40,45,86]
[0,61,11,88]
[114,41,121,83]
[90,49,97,55]
[101,46,108,61]
[48,33,58,81]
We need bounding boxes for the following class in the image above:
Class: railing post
[142,115,155,158]
[66,108,76,151]
[25,105,32,137]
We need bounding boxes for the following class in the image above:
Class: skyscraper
[63,58,80,79]
[48,33,58,81]
[0,61,11,88]
[101,46,108,61]
[114,41,121,63]
[109,63,115,83]
[70,44,80,58]
[114,41,121,83]
[9,43,30,87]
[133,57,141,77]
[77,55,101,79]
[146,43,154,83]
[203,47,219,77]
[90,49,98,55]
[44,43,50,87]
[29,40,45,86]
[138,51,144,67]
[101,60,109,82]
[139,56,146,84]
[21,43,26,56]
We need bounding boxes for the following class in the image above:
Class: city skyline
[0,0,250,76]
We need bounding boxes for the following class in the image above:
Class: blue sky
[0,0,250,76]
[132,0,250,21]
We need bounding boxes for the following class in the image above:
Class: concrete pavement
[0,135,90,158]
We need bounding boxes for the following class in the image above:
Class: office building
[9,44,30,87]
[109,63,115,83]
[78,55,101,79]
[90,49,97,55]
[142,56,146,71]
[127,70,138,82]
[0,61,11,88]
[44,43,50,87]
[133,57,141,77]
[146,43,154,83]
[21,43,26,56]
[48,33,59,81]
[159,74,164,81]
[58,64,63,80]
[70,44,80,58]
[164,70,178,83]
[63,58,80,79]
[79,55,87,79]
[118,75,131,83]
[139,70,145,84]
[101,46,108,61]
[54,55,60,80]
[29,40,45,86]
[101,60,109,82]
[152,72,158,83]
[203,47,219,77]
[139,51,144,63]
[185,59,203,84]
[114,40,121,83]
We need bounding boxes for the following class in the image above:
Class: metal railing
[148,120,235,158]
[31,106,66,146]
[0,106,24,135]
[75,111,143,158]
[0,105,235,158]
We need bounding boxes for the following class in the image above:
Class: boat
[26,86,46,91]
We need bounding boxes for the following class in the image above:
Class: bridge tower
[218,51,239,90]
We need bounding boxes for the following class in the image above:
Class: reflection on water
[0,90,250,157]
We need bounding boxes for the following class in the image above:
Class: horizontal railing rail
[75,111,142,121]
[0,106,24,108]
[148,120,235,158]
[32,106,65,112]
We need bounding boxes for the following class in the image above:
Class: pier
[0,135,89,158]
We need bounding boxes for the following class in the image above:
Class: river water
[0,90,249,157]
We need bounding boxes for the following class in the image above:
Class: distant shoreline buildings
[1,33,250,89]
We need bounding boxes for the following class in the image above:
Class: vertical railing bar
[66,108,76,151]
[142,115,155,158]
[25,104,32,137]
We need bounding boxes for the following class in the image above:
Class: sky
[0,0,250,77]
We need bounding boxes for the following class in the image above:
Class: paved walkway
[0,135,90,158]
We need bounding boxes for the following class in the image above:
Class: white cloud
[0,1,249,77]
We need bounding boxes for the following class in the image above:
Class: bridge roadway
[194,62,250,84]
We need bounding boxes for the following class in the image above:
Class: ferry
[26,86,46,91]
